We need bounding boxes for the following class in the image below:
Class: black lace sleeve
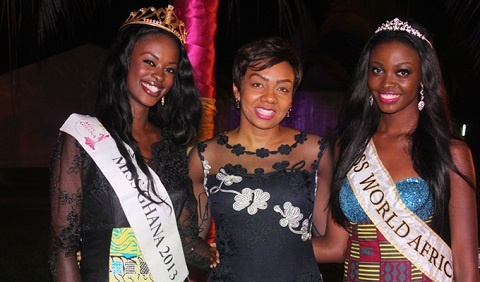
[151,137,213,271]
[178,182,214,271]
[49,132,84,281]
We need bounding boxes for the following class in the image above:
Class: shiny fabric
[49,132,211,281]
[340,178,434,223]
[195,132,326,281]
[175,0,218,99]
[340,178,435,281]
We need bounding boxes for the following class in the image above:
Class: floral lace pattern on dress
[274,202,312,241]
[197,132,328,281]
[217,131,307,157]
[201,153,312,240]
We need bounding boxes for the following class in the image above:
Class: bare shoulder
[450,139,472,155]
[449,138,475,183]
[450,139,474,165]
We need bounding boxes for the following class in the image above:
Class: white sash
[61,113,188,281]
[347,139,453,282]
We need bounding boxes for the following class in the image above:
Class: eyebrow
[141,52,179,65]
[140,51,160,60]
[248,73,292,84]
[369,60,415,67]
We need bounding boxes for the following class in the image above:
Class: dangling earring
[286,107,292,118]
[235,99,240,109]
[161,96,165,106]
[369,95,374,106]
[418,84,425,111]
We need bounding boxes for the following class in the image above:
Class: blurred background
[1,0,479,280]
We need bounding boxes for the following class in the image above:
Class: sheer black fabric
[49,132,211,281]
[191,132,327,282]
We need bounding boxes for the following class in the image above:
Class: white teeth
[257,108,274,116]
[380,94,399,99]
[142,82,160,93]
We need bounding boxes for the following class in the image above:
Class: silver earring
[418,84,425,111]
[161,96,165,106]
[235,99,240,109]
[286,107,292,118]
[369,95,373,106]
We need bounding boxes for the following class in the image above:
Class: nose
[151,69,164,81]
[380,73,395,88]
[261,88,277,104]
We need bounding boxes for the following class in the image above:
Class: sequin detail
[340,178,433,222]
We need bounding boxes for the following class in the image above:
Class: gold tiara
[120,5,187,45]
[375,18,432,48]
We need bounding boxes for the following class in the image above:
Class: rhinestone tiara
[375,18,432,48]
[120,5,187,45]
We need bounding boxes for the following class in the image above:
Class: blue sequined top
[340,178,434,223]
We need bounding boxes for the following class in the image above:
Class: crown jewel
[120,5,187,45]
[375,18,432,48]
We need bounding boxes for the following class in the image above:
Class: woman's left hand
[209,242,220,268]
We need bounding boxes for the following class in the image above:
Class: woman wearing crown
[48,5,218,281]
[313,18,479,281]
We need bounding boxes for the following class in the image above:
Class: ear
[232,83,240,101]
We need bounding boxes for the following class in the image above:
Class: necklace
[217,132,307,158]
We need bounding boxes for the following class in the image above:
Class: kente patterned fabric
[340,175,436,281]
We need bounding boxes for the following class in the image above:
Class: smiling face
[126,33,179,112]
[234,60,294,131]
[368,41,422,115]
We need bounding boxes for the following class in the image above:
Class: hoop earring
[286,107,292,118]
[369,95,373,106]
[418,84,425,111]
[235,99,240,109]
[161,96,165,106]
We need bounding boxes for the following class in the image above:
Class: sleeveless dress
[196,132,327,282]
[340,177,435,281]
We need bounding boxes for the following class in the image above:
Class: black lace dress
[49,132,211,281]
[194,132,327,282]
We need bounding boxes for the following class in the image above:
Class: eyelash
[371,67,381,74]
[251,83,290,94]
[144,59,155,66]
[371,67,410,76]
[143,60,176,74]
